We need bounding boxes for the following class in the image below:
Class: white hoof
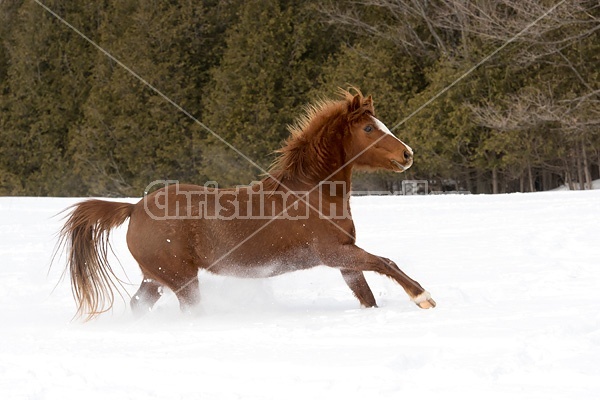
[412,291,436,309]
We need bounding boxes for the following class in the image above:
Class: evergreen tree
[201,0,339,186]
[0,0,99,195]
[0,0,597,195]
[71,0,235,196]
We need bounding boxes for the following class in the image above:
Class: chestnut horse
[58,89,435,319]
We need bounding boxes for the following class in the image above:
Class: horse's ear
[363,95,373,113]
[347,90,374,121]
[350,93,362,113]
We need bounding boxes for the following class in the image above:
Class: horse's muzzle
[391,159,412,172]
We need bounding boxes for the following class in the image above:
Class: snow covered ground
[1,191,599,399]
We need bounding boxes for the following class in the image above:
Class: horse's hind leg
[130,277,163,316]
[340,269,377,308]
[138,260,201,314]
[165,273,201,314]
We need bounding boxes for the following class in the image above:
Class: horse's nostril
[404,150,412,160]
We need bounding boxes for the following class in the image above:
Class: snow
[1,191,599,399]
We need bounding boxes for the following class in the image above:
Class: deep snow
[1,191,599,399]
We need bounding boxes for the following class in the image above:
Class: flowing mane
[266,89,375,187]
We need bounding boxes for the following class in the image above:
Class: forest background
[0,0,598,196]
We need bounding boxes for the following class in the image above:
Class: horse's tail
[58,199,135,320]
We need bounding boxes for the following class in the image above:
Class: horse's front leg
[377,255,436,309]
[340,269,378,308]
[325,244,436,309]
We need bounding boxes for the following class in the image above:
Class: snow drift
[1,191,599,399]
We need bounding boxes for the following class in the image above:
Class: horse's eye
[364,125,373,133]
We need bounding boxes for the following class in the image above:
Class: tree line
[1,0,598,196]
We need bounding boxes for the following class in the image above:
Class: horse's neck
[308,166,353,212]
[321,167,352,194]
[289,165,352,194]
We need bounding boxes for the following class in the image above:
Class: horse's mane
[264,88,374,189]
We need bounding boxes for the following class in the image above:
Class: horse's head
[345,92,413,173]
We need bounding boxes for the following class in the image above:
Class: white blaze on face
[372,116,413,155]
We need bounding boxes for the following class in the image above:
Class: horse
[58,89,436,320]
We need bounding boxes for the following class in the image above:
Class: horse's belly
[208,251,317,278]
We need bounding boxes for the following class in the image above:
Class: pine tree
[0,1,99,195]
[71,0,235,196]
[201,0,338,186]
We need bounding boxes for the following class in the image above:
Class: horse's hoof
[418,298,436,309]
[412,291,436,309]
